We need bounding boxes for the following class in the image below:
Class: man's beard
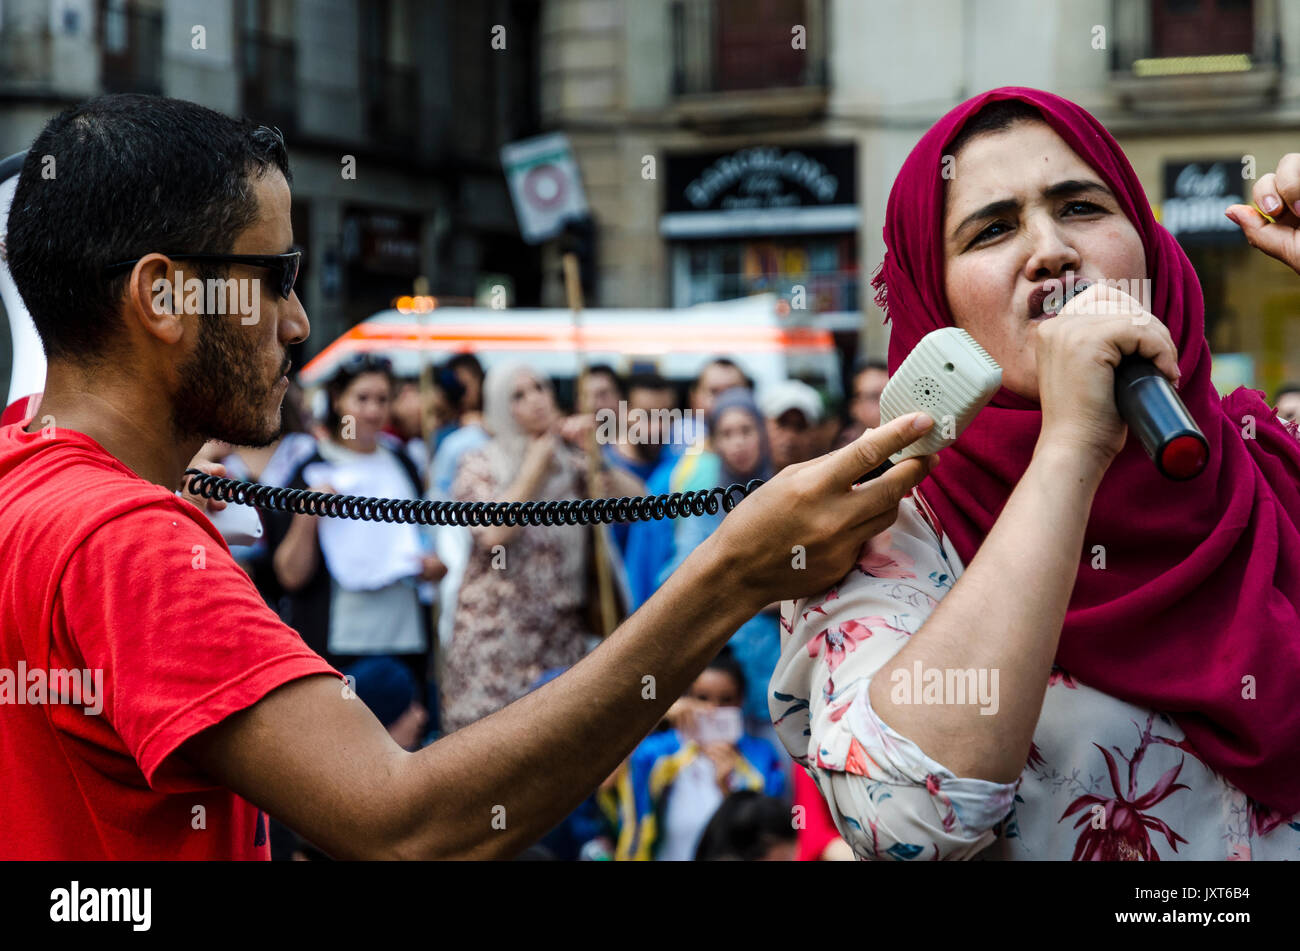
[172,314,283,448]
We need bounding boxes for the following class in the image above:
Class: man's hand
[710,412,938,604]
[1227,154,1300,274]
[179,460,228,515]
[181,412,940,860]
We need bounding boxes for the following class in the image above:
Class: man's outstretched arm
[183,414,938,859]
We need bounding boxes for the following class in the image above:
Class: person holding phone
[608,651,786,861]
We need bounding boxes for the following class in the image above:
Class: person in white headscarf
[440,362,637,732]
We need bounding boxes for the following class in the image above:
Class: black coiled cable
[182,468,767,526]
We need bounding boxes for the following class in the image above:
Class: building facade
[0,0,544,382]
[540,0,1300,397]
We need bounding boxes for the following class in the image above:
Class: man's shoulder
[0,426,220,569]
[0,430,192,553]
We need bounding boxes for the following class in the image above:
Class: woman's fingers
[1059,284,1181,382]
[1229,156,1300,274]
[1250,158,1300,220]
[1252,171,1288,220]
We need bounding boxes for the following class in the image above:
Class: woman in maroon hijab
[770,87,1300,860]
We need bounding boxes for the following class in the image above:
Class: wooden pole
[562,251,618,639]
[411,276,443,712]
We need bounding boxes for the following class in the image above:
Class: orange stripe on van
[301,321,835,377]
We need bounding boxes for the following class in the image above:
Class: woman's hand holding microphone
[1033,283,1182,480]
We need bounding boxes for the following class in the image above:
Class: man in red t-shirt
[0,94,935,859]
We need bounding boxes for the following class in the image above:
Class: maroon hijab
[874,87,1300,814]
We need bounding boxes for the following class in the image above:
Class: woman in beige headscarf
[439,362,610,732]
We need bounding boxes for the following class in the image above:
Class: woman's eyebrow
[951,198,1019,243]
[1043,178,1112,202]
[950,179,1113,243]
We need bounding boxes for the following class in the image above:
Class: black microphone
[1061,282,1208,480]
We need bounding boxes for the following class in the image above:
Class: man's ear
[125,253,185,344]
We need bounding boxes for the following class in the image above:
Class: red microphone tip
[1161,434,1208,480]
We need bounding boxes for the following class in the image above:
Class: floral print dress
[440,441,593,733]
[769,489,1300,860]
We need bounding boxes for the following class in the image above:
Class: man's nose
[280,290,310,347]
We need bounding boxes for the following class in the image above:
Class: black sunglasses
[103,249,302,300]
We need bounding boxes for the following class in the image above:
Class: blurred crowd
[196,349,892,860]
[199,349,1300,861]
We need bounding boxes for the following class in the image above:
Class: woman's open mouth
[1028,280,1091,321]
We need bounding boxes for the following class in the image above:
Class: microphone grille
[911,375,942,408]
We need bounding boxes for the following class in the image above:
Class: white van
[297,293,843,404]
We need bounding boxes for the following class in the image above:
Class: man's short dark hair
[586,363,624,398]
[1274,383,1300,403]
[7,94,291,365]
[695,357,754,392]
[626,372,674,397]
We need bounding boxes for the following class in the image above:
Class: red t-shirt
[0,419,339,859]
[793,763,844,861]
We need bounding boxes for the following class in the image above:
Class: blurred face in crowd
[510,369,559,437]
[851,367,889,429]
[942,120,1147,401]
[628,384,676,450]
[334,371,392,449]
[426,383,456,430]
[689,669,742,709]
[692,363,748,415]
[766,408,813,472]
[390,381,423,439]
[712,407,761,478]
[582,371,621,418]
[388,701,428,752]
[1276,392,1300,423]
[453,363,483,413]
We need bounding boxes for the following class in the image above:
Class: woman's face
[689,669,742,708]
[335,372,391,445]
[713,407,761,476]
[509,371,557,437]
[942,120,1148,400]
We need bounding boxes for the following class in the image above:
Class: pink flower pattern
[770,492,1300,861]
[1060,742,1189,861]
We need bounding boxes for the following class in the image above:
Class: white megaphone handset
[857,327,1003,482]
